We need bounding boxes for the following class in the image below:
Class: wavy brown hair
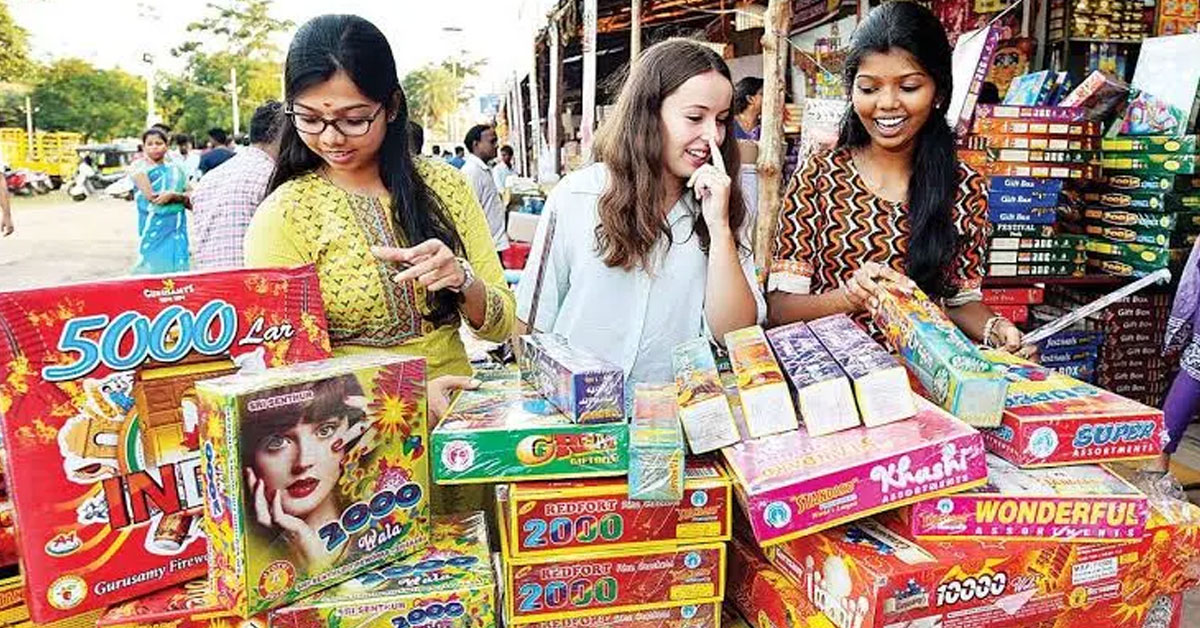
[593,39,746,271]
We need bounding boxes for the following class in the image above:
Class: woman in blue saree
[132,127,190,274]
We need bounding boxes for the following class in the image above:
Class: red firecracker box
[728,535,835,628]
[983,288,1045,306]
[0,268,332,623]
[98,578,265,627]
[982,352,1166,467]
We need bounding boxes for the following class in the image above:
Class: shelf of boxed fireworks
[1046,0,1151,82]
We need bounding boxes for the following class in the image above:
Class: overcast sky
[10,0,534,93]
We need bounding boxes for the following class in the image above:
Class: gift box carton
[724,326,798,439]
[806,315,914,428]
[766,322,860,436]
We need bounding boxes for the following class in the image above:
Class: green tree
[402,58,483,137]
[159,0,291,138]
[0,1,32,83]
[32,59,144,140]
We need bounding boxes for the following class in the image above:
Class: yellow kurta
[244,158,515,380]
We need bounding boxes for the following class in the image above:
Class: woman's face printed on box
[252,413,350,520]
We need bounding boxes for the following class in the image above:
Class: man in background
[493,144,515,190]
[190,102,283,269]
[449,146,466,169]
[198,128,236,175]
[431,145,442,159]
[460,124,508,254]
[171,134,202,181]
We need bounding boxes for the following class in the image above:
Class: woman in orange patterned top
[769,2,1032,356]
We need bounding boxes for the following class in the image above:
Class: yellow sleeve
[420,159,516,342]
[244,184,312,268]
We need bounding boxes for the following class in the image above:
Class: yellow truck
[0,128,83,188]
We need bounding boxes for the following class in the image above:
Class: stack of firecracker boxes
[0,267,1199,628]
[965,102,1098,281]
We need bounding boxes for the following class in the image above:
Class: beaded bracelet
[982,315,1006,349]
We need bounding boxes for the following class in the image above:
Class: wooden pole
[529,44,544,178]
[631,0,642,61]
[514,76,528,176]
[548,19,563,176]
[581,0,598,157]
[755,0,791,274]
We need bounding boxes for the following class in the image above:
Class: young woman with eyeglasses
[244,14,516,421]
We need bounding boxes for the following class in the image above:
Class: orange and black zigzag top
[769,148,990,316]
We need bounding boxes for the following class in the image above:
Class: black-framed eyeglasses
[285,104,385,137]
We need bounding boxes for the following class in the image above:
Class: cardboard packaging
[514,602,721,628]
[1038,330,1105,351]
[0,267,332,623]
[1081,190,1170,211]
[905,454,1148,543]
[986,189,1060,209]
[498,535,726,625]
[728,536,835,628]
[1083,207,1178,231]
[980,163,1101,179]
[872,286,1009,428]
[765,322,860,436]
[196,354,431,617]
[497,458,730,559]
[974,104,1089,123]
[98,579,264,627]
[627,384,685,502]
[987,249,1086,264]
[982,287,1045,305]
[672,339,740,454]
[519,334,624,424]
[1059,69,1130,120]
[1083,224,1171,247]
[724,326,798,439]
[508,212,541,244]
[1085,241,1170,269]
[988,304,1028,325]
[988,176,1065,194]
[1102,172,1176,192]
[988,262,1085,277]
[721,397,987,548]
[978,134,1098,151]
[431,373,628,484]
[806,315,915,428]
[268,512,497,628]
[986,148,1100,165]
[987,205,1059,224]
[1101,135,1197,154]
[1047,359,1097,383]
[1102,154,1197,175]
[981,351,1166,467]
[765,512,1172,628]
[991,223,1059,238]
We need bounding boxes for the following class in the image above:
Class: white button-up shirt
[515,163,766,387]
[461,153,510,251]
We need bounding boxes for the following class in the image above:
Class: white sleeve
[515,191,567,331]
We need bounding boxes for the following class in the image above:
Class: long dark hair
[839,1,958,298]
[271,14,465,325]
[593,39,746,271]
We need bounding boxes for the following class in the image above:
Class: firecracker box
[519,334,624,424]
[497,516,726,625]
[806,314,915,428]
[980,351,1166,467]
[873,286,1009,427]
[989,304,1029,325]
[514,602,721,628]
[982,288,1045,305]
[1084,208,1178,231]
[724,326,798,439]
[0,572,31,627]
[1030,593,1184,628]
[1102,172,1176,192]
[727,535,835,628]
[763,500,1200,628]
[268,512,496,628]
[987,205,1059,224]
[1058,70,1130,120]
[1081,190,1171,211]
[1106,381,1170,399]
[991,223,1059,238]
[1100,345,1163,362]
[974,104,1089,123]
[1039,330,1105,351]
[0,267,332,624]
[988,176,1066,194]
[721,396,987,548]
[986,148,1101,165]
[196,354,430,617]
[905,454,1148,543]
[1041,348,1099,366]
[981,163,1102,179]
[627,384,685,502]
[1004,70,1057,106]
[972,118,1102,136]
[988,235,1087,251]
[97,578,265,627]
[1087,259,1162,278]
[980,134,1099,151]
[1096,356,1169,374]
[431,373,628,484]
[672,339,740,454]
[1084,223,1172,248]
[987,189,1061,209]
[1047,359,1097,383]
[496,458,731,559]
[1095,368,1171,388]
[1085,241,1170,269]
[766,322,860,436]
[1046,286,1171,309]
[1102,136,1197,154]
[988,249,1087,265]
[1102,154,1197,175]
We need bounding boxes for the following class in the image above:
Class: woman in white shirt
[516,39,764,386]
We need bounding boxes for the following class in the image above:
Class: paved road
[0,193,138,290]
